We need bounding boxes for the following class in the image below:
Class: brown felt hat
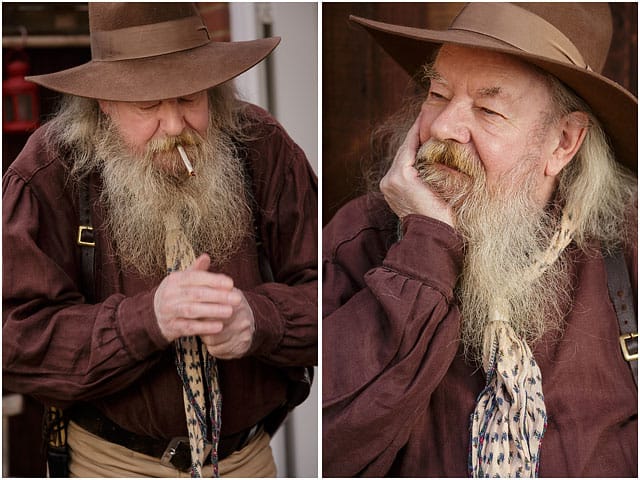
[26,2,280,102]
[350,2,637,171]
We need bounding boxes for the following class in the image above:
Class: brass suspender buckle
[619,332,638,362]
[77,226,95,247]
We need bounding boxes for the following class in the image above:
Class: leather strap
[77,179,95,303]
[603,249,638,386]
[46,179,94,473]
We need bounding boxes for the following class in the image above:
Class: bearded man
[323,3,637,477]
[3,3,317,477]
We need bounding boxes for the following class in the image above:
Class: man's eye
[138,102,160,110]
[478,106,503,118]
[180,92,205,104]
[428,91,447,101]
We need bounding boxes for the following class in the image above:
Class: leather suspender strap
[603,249,638,386]
[77,178,96,303]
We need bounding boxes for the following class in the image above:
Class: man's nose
[428,100,471,144]
[157,100,186,137]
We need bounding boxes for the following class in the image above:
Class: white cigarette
[176,144,195,176]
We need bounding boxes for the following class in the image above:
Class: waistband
[67,403,262,472]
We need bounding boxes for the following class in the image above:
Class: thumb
[405,111,423,156]
[188,253,211,272]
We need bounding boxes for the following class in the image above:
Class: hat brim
[26,37,280,102]
[350,15,637,173]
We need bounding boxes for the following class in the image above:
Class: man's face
[418,44,558,205]
[98,90,210,158]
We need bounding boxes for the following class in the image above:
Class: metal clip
[77,225,95,247]
[619,332,638,362]
[160,437,190,470]
[160,437,212,471]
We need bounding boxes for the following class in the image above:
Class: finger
[227,288,243,307]
[396,112,424,168]
[175,301,234,321]
[404,111,423,155]
[187,253,211,272]
[201,330,232,347]
[177,318,225,337]
[184,285,242,306]
[204,338,241,360]
[177,270,235,290]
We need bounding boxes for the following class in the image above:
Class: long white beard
[455,167,571,363]
[416,138,570,363]
[92,119,252,277]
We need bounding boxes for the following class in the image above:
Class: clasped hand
[154,254,255,359]
[379,112,455,227]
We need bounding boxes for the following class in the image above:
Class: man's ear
[545,111,589,177]
[97,100,113,116]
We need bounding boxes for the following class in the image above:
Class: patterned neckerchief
[165,213,221,477]
[469,210,576,477]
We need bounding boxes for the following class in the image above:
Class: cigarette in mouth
[176,144,195,176]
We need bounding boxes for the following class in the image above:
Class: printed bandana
[165,213,222,477]
[469,210,575,477]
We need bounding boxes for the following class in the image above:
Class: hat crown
[452,2,612,73]
[89,2,200,32]
[87,2,210,62]
[514,2,612,73]
[25,1,280,103]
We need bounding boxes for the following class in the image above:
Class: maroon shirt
[3,103,317,441]
[323,194,637,477]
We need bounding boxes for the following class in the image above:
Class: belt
[68,404,262,472]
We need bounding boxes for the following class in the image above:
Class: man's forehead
[121,90,209,104]
[425,65,514,100]
[427,47,545,100]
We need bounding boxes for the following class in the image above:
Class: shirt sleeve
[322,197,463,477]
[2,166,169,407]
[239,106,318,368]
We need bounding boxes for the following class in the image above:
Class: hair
[44,82,249,181]
[542,74,637,252]
[363,73,426,195]
[365,61,637,252]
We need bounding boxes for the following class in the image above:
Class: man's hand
[379,113,455,226]
[200,293,255,360]
[154,254,255,359]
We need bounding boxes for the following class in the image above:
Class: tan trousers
[66,421,277,478]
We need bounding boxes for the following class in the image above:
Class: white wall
[229,3,318,478]
[230,2,318,174]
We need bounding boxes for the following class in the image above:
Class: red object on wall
[3,50,40,133]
